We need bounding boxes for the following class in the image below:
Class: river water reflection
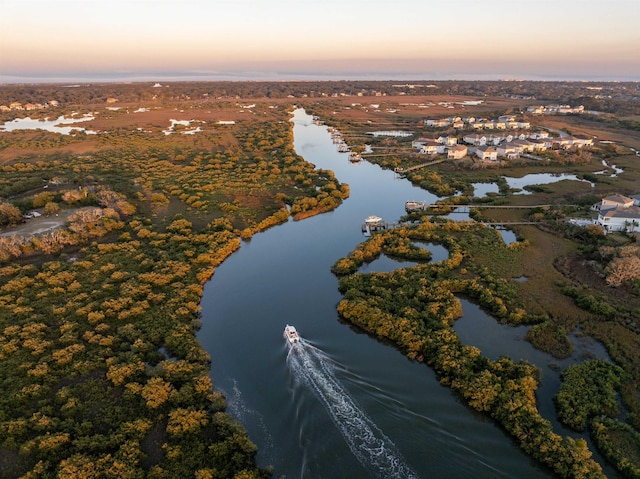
[0,114,97,135]
[198,109,581,478]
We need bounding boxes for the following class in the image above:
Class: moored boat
[364,215,383,224]
[405,201,426,212]
[284,324,300,344]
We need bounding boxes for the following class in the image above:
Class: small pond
[504,172,592,194]
[0,114,97,135]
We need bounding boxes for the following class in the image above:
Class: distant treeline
[1,80,638,114]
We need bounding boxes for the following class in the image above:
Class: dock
[394,158,446,176]
[361,220,401,236]
[406,203,565,213]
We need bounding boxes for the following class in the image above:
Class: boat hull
[284,325,300,344]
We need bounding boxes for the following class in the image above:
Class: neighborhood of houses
[0,100,60,112]
[414,112,594,162]
[526,104,585,115]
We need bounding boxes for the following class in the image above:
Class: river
[198,109,598,478]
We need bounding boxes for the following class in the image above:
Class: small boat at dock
[284,324,300,344]
[405,201,426,212]
[364,215,383,224]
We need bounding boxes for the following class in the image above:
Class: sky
[1,0,639,83]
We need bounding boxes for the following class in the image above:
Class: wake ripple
[287,340,418,479]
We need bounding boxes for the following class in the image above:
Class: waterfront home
[424,118,450,127]
[474,146,498,161]
[497,142,520,160]
[447,145,468,160]
[596,205,640,232]
[593,194,635,212]
[420,140,445,155]
[412,137,431,148]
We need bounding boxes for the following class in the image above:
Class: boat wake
[287,340,418,479]
[224,380,274,461]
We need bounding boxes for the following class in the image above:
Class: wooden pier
[394,159,446,176]
[406,203,565,213]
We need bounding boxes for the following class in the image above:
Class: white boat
[364,215,383,224]
[405,201,426,212]
[284,324,300,344]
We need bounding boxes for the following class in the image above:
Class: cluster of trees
[0,216,266,478]
[555,359,624,431]
[0,188,133,262]
[2,81,638,113]
[0,102,351,477]
[0,202,21,226]
[592,417,640,478]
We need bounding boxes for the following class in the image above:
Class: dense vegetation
[2,80,640,478]
[333,221,606,478]
[0,98,348,478]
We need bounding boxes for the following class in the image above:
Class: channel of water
[198,109,614,478]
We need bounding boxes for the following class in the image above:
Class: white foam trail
[287,340,418,479]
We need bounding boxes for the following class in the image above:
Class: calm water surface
[198,110,572,478]
[0,114,97,134]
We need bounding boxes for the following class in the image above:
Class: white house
[474,146,498,161]
[596,205,640,232]
[464,133,487,146]
[437,135,458,146]
[497,142,520,160]
[412,137,431,149]
[420,140,445,155]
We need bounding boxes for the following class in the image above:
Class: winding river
[198,110,610,478]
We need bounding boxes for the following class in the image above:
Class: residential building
[420,140,445,155]
[474,146,498,161]
[463,133,487,146]
[447,145,468,160]
[596,205,640,232]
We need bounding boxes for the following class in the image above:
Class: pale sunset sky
[1,0,639,82]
